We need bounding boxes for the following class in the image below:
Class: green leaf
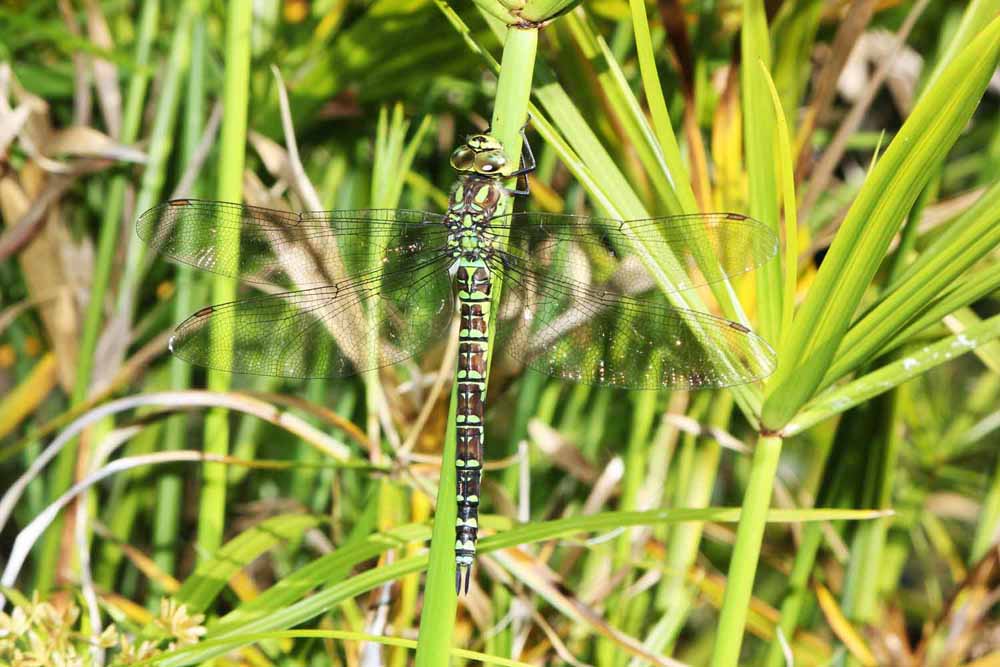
[825,179,1000,383]
[880,262,1000,356]
[758,61,799,347]
[787,312,1000,435]
[762,15,1000,430]
[159,506,883,666]
[176,513,322,613]
[741,0,782,345]
[625,0,696,214]
[144,629,537,667]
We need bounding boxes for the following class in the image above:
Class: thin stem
[710,434,783,667]
[197,0,253,559]
[156,2,206,587]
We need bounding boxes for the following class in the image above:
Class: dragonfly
[137,126,778,594]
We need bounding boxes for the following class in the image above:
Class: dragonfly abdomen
[454,260,492,594]
[448,175,506,593]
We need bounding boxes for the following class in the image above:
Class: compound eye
[475,150,507,174]
[450,146,475,171]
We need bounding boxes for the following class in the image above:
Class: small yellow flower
[97,625,119,649]
[0,606,31,637]
[155,598,206,647]
[117,635,160,665]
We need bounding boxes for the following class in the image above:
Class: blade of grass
[741,0,781,344]
[880,263,1000,357]
[177,514,323,612]
[563,12,762,347]
[758,61,798,350]
[637,394,731,659]
[562,12,682,216]
[919,0,1000,93]
[161,506,885,666]
[788,312,1000,436]
[762,518,825,667]
[147,629,538,667]
[198,0,253,560]
[627,0,696,214]
[155,3,206,590]
[824,179,1000,384]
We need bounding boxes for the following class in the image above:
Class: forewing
[489,212,777,293]
[137,199,447,288]
[493,247,775,390]
[169,254,454,379]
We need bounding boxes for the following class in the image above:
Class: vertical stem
[488,28,537,221]
[156,3,206,585]
[763,522,823,667]
[412,391,459,667]
[36,0,161,596]
[711,434,783,667]
[414,25,537,667]
[197,0,252,559]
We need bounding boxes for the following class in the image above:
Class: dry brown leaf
[0,169,80,390]
[529,418,600,483]
[492,546,689,667]
[84,0,122,138]
[48,125,146,163]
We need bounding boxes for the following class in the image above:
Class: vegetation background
[1,0,999,665]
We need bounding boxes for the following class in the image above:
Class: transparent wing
[491,215,777,389]
[137,199,448,288]
[488,212,777,293]
[169,253,455,378]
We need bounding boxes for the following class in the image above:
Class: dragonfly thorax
[444,175,506,264]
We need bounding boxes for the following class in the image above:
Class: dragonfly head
[451,133,511,177]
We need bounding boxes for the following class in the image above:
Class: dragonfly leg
[505,128,537,197]
[508,126,537,178]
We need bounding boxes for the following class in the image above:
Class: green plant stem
[36,0,160,596]
[197,0,253,560]
[762,521,823,667]
[414,25,537,667]
[711,434,783,667]
[156,5,205,585]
